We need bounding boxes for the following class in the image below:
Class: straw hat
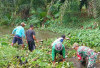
[72,43,79,49]
[21,22,26,26]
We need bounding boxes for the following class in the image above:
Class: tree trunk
[87,0,98,18]
[41,17,48,28]
[47,0,55,16]
[21,7,30,20]
[92,0,97,18]
[87,1,93,17]
[60,0,68,23]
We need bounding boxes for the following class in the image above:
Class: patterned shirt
[77,46,97,67]
[77,46,96,58]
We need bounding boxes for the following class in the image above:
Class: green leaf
[39,62,47,66]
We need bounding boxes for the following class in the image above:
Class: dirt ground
[66,57,100,68]
[66,48,100,68]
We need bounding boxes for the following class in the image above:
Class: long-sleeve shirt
[12,26,25,38]
[52,43,65,61]
[77,46,97,61]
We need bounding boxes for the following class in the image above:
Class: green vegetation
[0,21,100,67]
[45,18,100,51]
[0,35,75,67]
[0,0,100,67]
[0,0,100,27]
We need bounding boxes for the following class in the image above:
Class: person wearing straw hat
[11,22,26,48]
[52,42,65,64]
[72,43,97,68]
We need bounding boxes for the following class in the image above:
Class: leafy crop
[46,24,100,49]
[0,20,100,67]
[0,34,75,67]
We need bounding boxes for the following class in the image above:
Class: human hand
[62,58,65,62]
[52,61,55,65]
[36,40,39,43]
[22,45,24,48]
[66,38,70,40]
[26,40,28,43]
[11,34,14,36]
[11,43,13,47]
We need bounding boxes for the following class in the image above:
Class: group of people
[11,22,38,52]
[11,22,97,68]
[52,36,97,68]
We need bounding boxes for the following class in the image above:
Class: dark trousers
[80,58,87,67]
[55,51,63,57]
[12,35,23,45]
[28,41,35,52]
[80,0,88,11]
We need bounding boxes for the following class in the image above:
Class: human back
[26,29,35,41]
[52,37,64,45]
[52,42,64,52]
[15,26,24,37]
[78,46,96,57]
[11,22,26,47]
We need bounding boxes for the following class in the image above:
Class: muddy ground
[66,48,100,68]
[66,57,100,68]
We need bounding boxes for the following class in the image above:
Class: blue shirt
[60,38,64,42]
[12,26,25,38]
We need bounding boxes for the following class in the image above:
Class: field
[0,0,100,68]
[0,21,100,68]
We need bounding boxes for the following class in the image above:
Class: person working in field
[80,0,88,11]
[73,43,97,68]
[11,22,26,48]
[51,35,69,46]
[26,25,38,52]
[52,42,65,64]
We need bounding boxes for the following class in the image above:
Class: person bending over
[73,43,97,68]
[51,35,69,46]
[52,42,65,64]
[11,22,26,48]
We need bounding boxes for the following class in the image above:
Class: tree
[87,0,100,18]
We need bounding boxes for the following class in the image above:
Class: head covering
[61,35,65,39]
[30,25,33,27]
[72,43,79,49]
[21,22,26,26]
[55,42,63,51]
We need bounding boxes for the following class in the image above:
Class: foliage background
[0,0,100,67]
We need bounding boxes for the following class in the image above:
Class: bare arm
[25,31,28,43]
[33,35,38,43]
[65,38,70,40]
[25,36,28,43]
